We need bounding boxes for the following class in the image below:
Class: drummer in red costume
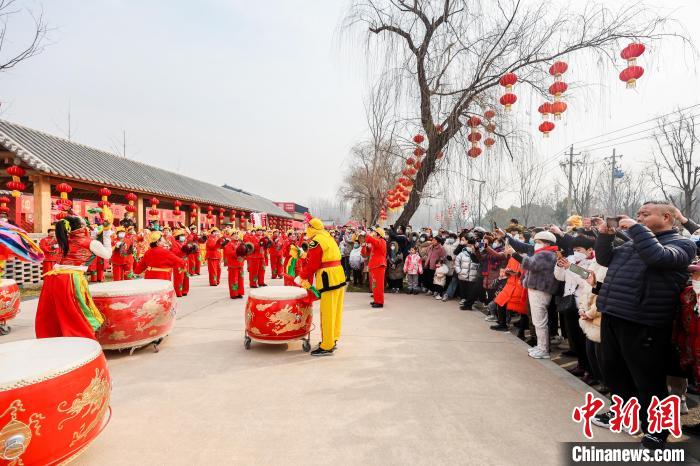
[269,229,284,279]
[223,231,247,299]
[35,215,113,339]
[134,231,186,281]
[39,225,61,275]
[244,228,263,288]
[258,228,269,286]
[170,228,192,297]
[205,227,224,286]
[365,226,387,308]
[295,218,346,356]
[124,225,137,278]
[187,223,201,276]
[111,226,136,281]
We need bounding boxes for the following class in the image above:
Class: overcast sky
[0,0,698,212]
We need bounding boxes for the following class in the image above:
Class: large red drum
[244,286,312,351]
[0,337,111,465]
[91,279,176,352]
[0,279,20,327]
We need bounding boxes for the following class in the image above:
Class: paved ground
[7,271,637,465]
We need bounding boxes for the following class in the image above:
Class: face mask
[117,233,125,239]
[390,246,396,251]
[693,280,700,294]
[492,242,501,248]
[573,251,586,261]
[690,235,700,244]
[445,238,455,245]
[534,243,544,251]
[178,237,186,243]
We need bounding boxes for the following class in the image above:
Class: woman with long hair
[35,215,113,339]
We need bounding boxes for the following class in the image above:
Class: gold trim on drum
[57,368,110,448]
[0,349,102,392]
[0,400,45,466]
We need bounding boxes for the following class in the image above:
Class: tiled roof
[0,119,291,218]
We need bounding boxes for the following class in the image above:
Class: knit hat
[572,235,595,250]
[534,231,557,244]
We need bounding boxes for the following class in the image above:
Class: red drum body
[0,279,20,324]
[91,279,176,351]
[0,337,111,466]
[245,286,312,343]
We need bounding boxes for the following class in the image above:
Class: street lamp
[469,178,486,227]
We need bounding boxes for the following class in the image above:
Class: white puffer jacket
[454,250,480,282]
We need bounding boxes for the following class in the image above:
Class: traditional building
[0,119,293,233]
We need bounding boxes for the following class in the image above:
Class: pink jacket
[403,253,423,275]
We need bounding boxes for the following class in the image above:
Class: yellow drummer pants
[319,287,345,351]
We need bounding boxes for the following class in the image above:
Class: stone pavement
[5,271,632,465]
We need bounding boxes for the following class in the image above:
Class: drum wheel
[0,323,10,336]
[302,339,311,353]
[244,336,252,350]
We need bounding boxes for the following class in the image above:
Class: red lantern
[5,181,25,192]
[6,165,24,178]
[125,192,137,203]
[148,208,159,216]
[467,116,481,128]
[0,195,9,214]
[55,211,67,220]
[125,205,136,213]
[413,147,425,157]
[549,61,568,78]
[549,81,568,100]
[499,93,517,111]
[150,197,160,207]
[484,109,495,121]
[413,134,425,144]
[415,160,422,170]
[230,209,237,219]
[467,147,482,158]
[149,197,160,218]
[499,72,517,90]
[484,137,496,149]
[485,122,496,134]
[55,182,73,210]
[539,121,555,137]
[621,43,645,65]
[619,66,644,88]
[551,101,567,120]
[538,102,553,120]
[219,208,225,220]
[467,132,482,143]
[406,157,415,166]
[97,187,111,207]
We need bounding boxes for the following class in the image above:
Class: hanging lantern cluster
[218,208,225,221]
[385,134,427,212]
[6,165,26,198]
[172,200,182,217]
[548,61,569,120]
[498,72,517,111]
[98,187,111,208]
[206,205,214,221]
[619,42,645,88]
[55,182,73,219]
[378,208,388,224]
[149,197,160,218]
[125,192,137,213]
[230,209,237,222]
[0,196,10,215]
[460,202,469,216]
[483,109,496,151]
[466,116,482,158]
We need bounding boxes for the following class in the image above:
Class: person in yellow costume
[295,217,347,356]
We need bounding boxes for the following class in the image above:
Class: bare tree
[512,147,545,226]
[649,110,700,218]
[0,0,48,72]
[339,82,403,224]
[344,0,682,226]
[559,153,601,216]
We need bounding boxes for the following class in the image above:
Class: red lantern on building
[172,199,182,217]
[56,183,73,211]
[413,134,425,144]
[539,121,555,138]
[230,209,237,220]
[219,208,225,221]
[6,165,26,198]
[0,196,10,214]
[98,187,111,208]
[619,66,644,89]
[149,197,160,219]
[125,192,137,213]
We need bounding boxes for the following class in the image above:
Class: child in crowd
[403,246,423,294]
[433,259,449,298]
[454,238,481,310]
[349,241,364,286]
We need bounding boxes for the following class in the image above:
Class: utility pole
[470,178,486,227]
[560,145,581,218]
[604,149,623,214]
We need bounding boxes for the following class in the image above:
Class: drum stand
[0,321,10,336]
[120,337,164,356]
[244,331,311,352]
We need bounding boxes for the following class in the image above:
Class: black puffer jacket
[595,224,696,328]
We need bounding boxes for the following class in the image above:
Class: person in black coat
[591,201,696,450]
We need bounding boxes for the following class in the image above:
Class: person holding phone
[553,235,596,383]
[592,201,696,449]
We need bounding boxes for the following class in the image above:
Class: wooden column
[32,174,52,233]
[136,195,145,230]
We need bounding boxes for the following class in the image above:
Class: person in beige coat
[577,260,608,390]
